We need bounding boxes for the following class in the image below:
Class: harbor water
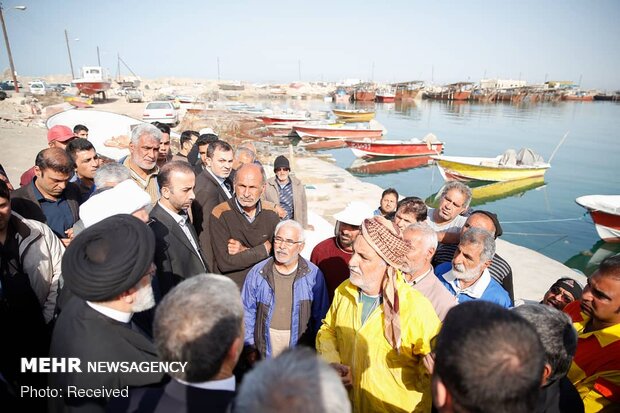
[278,99,620,274]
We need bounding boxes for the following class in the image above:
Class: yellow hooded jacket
[317,276,441,413]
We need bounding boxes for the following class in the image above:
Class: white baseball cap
[333,201,375,226]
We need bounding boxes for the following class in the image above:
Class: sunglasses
[549,286,574,304]
[275,167,290,172]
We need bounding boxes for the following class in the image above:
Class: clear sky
[1,0,619,89]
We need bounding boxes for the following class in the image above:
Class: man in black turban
[49,215,165,412]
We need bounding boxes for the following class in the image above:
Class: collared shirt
[235,198,262,223]
[158,202,205,267]
[405,267,434,286]
[176,375,236,391]
[32,178,75,239]
[206,167,232,199]
[86,301,132,323]
[436,265,512,308]
[123,157,160,205]
[565,300,620,411]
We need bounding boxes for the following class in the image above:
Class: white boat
[576,195,620,243]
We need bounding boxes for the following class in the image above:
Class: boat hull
[432,155,550,182]
[348,156,433,175]
[376,95,395,103]
[258,116,308,125]
[347,140,444,158]
[354,91,376,101]
[293,126,383,139]
[332,110,375,122]
[74,81,111,96]
[576,195,620,243]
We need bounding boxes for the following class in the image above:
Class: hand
[423,352,436,375]
[263,239,272,254]
[305,224,315,231]
[228,239,248,255]
[60,238,72,247]
[275,205,287,219]
[330,363,352,388]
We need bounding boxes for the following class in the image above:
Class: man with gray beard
[49,215,164,412]
[122,123,163,205]
[434,227,512,307]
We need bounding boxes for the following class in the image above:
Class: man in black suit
[111,273,243,413]
[150,161,208,299]
[192,140,234,270]
[49,215,165,412]
[10,147,81,246]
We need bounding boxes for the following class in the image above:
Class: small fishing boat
[432,148,551,182]
[299,138,348,151]
[293,125,383,139]
[576,195,620,243]
[348,156,433,176]
[376,89,396,102]
[347,134,443,158]
[332,109,375,122]
[73,66,112,98]
[258,115,309,124]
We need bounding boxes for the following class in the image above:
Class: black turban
[62,214,155,302]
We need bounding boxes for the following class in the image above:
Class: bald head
[462,213,495,236]
[35,147,74,175]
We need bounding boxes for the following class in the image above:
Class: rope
[500,213,588,225]
[503,232,567,237]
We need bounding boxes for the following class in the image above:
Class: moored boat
[376,89,396,102]
[575,195,620,243]
[353,89,376,102]
[293,124,383,139]
[73,66,112,98]
[332,109,376,122]
[432,149,551,182]
[347,156,433,176]
[258,115,309,124]
[346,134,444,158]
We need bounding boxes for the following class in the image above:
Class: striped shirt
[277,179,294,220]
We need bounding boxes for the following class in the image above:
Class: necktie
[223,178,233,194]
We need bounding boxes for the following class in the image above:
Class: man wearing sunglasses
[265,155,311,230]
[541,277,583,311]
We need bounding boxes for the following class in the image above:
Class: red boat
[576,195,620,242]
[376,90,395,102]
[258,115,309,124]
[293,125,383,139]
[299,138,348,151]
[348,156,433,175]
[346,137,444,158]
[73,66,112,98]
[354,90,376,102]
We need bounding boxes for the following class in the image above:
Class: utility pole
[0,3,20,92]
[65,29,75,78]
[97,46,101,66]
[217,57,220,81]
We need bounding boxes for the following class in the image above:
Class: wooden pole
[0,5,20,92]
[65,29,75,78]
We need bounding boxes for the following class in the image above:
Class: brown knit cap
[361,216,409,270]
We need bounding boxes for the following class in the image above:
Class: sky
[1,0,619,89]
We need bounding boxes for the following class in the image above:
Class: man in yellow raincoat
[317,216,441,413]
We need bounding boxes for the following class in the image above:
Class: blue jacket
[435,262,512,308]
[241,257,329,358]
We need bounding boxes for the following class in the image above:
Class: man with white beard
[434,227,512,308]
[49,215,165,412]
[242,220,329,362]
[122,123,162,205]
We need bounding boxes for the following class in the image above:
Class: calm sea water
[261,98,620,274]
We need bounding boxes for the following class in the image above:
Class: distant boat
[258,115,309,124]
[347,156,433,176]
[346,135,444,158]
[425,82,473,101]
[332,87,351,103]
[576,195,620,243]
[376,89,396,103]
[562,90,595,101]
[219,83,245,91]
[73,66,112,98]
[333,109,375,122]
[299,138,348,151]
[432,150,551,182]
[353,89,376,102]
[293,124,383,139]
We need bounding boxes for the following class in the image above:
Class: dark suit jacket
[108,379,235,413]
[49,298,164,413]
[150,203,208,299]
[191,170,231,271]
[11,179,81,227]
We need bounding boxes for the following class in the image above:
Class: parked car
[0,91,7,101]
[0,82,14,91]
[142,101,178,125]
[3,80,23,89]
[126,89,144,103]
[29,81,50,95]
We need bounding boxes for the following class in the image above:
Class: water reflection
[347,156,434,176]
[564,240,620,276]
[425,176,547,208]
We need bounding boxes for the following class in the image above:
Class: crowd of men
[0,121,618,413]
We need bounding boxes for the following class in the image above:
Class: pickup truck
[126,89,144,103]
